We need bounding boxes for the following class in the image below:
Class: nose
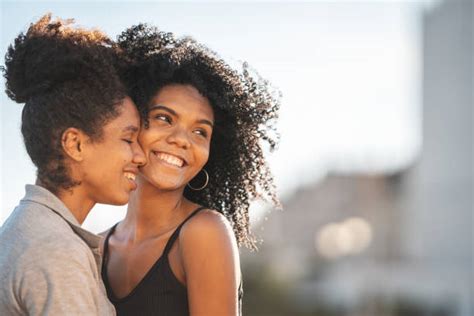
[167,126,191,149]
[131,142,146,166]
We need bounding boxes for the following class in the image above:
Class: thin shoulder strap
[101,222,119,273]
[162,206,207,255]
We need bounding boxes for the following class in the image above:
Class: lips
[123,170,138,190]
[124,172,136,181]
[152,151,187,168]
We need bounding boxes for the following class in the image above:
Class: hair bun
[2,13,112,103]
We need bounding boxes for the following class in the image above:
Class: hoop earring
[187,169,209,191]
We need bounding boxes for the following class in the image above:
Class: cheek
[83,146,108,172]
[138,128,159,149]
[90,153,120,176]
[137,132,147,145]
[97,143,131,170]
[195,143,210,167]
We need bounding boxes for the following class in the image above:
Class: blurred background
[1,1,472,315]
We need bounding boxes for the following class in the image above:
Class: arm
[180,210,241,316]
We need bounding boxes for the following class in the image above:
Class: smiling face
[80,97,146,205]
[138,84,214,191]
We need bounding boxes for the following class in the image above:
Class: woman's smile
[124,170,138,190]
[152,151,187,168]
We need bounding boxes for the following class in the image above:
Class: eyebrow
[122,125,139,133]
[149,105,177,116]
[149,104,214,128]
[197,119,214,128]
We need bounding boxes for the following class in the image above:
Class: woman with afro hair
[0,14,146,315]
[101,24,281,316]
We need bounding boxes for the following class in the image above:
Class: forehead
[150,84,214,121]
[103,97,140,132]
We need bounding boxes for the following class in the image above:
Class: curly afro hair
[2,14,127,194]
[117,24,281,249]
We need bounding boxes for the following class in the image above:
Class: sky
[0,1,430,232]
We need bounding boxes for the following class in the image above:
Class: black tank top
[101,207,243,316]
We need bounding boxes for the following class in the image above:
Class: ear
[61,128,88,162]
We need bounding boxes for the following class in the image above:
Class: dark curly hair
[2,14,127,194]
[117,24,281,249]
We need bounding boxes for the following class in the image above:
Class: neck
[122,176,191,241]
[36,179,95,225]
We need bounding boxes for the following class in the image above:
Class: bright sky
[0,1,429,231]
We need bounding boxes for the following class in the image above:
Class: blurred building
[244,173,412,315]
[399,0,472,313]
[247,174,403,277]
[243,1,472,315]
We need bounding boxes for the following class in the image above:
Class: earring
[187,169,209,191]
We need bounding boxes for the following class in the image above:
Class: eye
[122,139,133,144]
[193,129,208,138]
[154,113,172,124]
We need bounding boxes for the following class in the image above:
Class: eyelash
[153,113,209,138]
[154,114,172,124]
[194,129,208,138]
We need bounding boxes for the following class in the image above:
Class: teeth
[124,172,136,181]
[155,152,184,167]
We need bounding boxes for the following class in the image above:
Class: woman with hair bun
[101,24,280,315]
[0,14,146,315]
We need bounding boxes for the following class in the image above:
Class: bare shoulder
[180,209,236,245]
[179,209,241,314]
[179,208,241,282]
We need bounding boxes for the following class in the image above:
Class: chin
[114,195,130,205]
[100,193,130,206]
[154,180,186,191]
[144,175,186,191]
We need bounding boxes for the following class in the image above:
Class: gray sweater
[0,185,115,315]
